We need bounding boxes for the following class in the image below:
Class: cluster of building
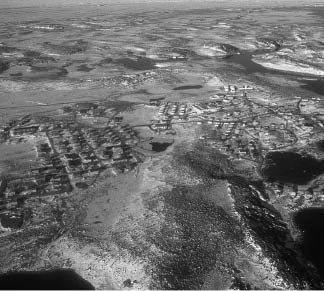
[146,85,319,161]
[0,107,143,229]
[151,102,186,132]
[0,126,8,143]
[203,121,261,161]
[81,125,139,167]
[223,85,238,93]
[156,102,187,118]
[268,99,324,144]
[190,87,324,156]
[22,24,65,31]
[10,125,40,136]
[0,116,40,142]
[299,97,322,109]
[47,121,139,177]
[48,123,102,172]
[2,81,324,229]
[108,71,158,89]
[0,137,73,227]
[157,102,188,118]
[298,97,324,130]
[151,86,257,135]
[270,182,324,203]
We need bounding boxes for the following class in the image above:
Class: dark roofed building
[75,102,98,110]
[10,125,39,136]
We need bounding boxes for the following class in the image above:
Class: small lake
[0,269,94,290]
[150,141,172,152]
[115,57,156,70]
[75,182,88,189]
[226,51,266,74]
[300,79,324,97]
[173,85,203,90]
[262,152,324,184]
[76,64,94,72]
[294,208,324,280]
[0,213,23,229]
[317,140,324,151]
[226,51,324,97]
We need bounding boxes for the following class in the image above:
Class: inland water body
[294,208,324,280]
[227,51,324,96]
[261,152,324,185]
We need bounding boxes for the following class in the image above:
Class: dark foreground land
[0,269,94,290]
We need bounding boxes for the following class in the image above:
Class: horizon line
[0,0,324,9]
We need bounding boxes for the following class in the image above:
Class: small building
[112,116,123,124]
[149,97,165,106]
[152,123,170,130]
[76,102,98,111]
[0,126,8,134]
[191,104,207,115]
[10,125,39,136]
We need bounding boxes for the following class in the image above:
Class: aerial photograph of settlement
[1,0,324,289]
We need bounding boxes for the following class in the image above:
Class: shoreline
[252,59,324,77]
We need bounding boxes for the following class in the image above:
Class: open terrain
[1,1,324,290]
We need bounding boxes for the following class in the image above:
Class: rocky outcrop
[169,142,322,289]
[257,37,283,51]
[195,42,240,57]
[229,177,321,289]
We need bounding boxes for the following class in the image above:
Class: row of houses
[157,102,188,118]
[47,126,104,177]
[10,125,40,137]
[2,151,72,203]
[0,126,9,142]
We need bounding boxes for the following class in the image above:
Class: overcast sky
[0,0,322,8]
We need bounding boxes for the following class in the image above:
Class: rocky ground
[4,132,316,290]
